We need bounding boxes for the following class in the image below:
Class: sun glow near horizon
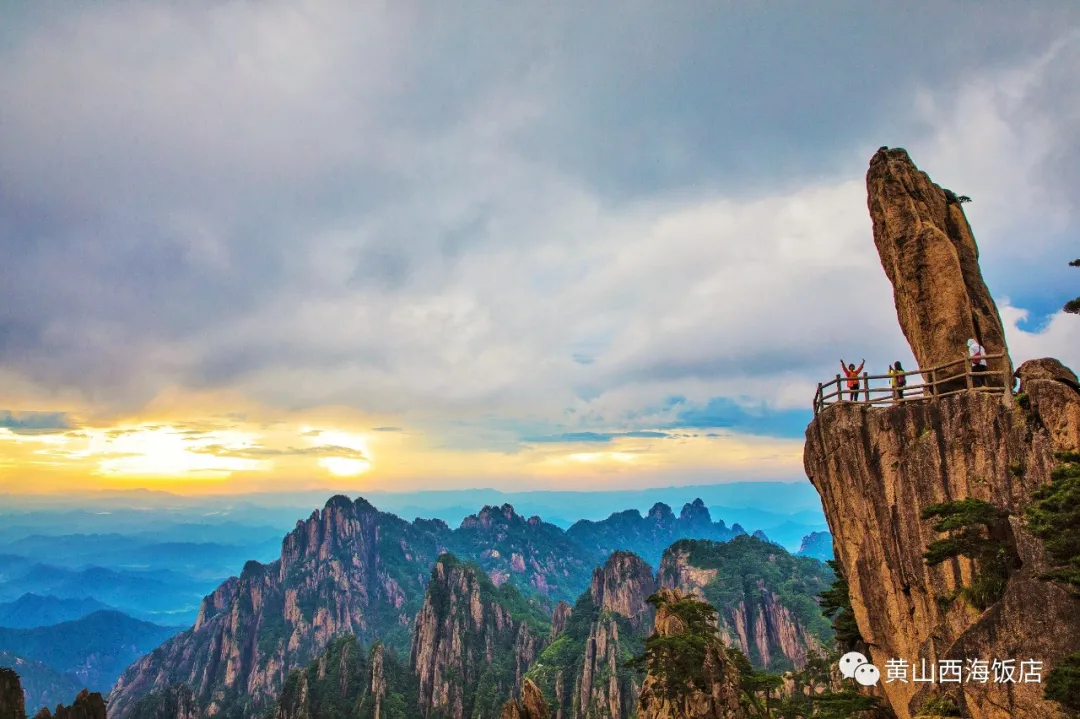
[0,409,807,495]
[0,418,382,484]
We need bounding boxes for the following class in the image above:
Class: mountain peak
[460,503,523,529]
[589,551,657,622]
[646,502,674,522]
[324,494,354,510]
[678,498,711,525]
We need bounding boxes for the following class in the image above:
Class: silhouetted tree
[1066,260,1080,315]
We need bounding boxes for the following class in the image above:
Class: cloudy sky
[1,2,1078,496]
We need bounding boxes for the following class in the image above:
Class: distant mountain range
[0,610,181,694]
[106,494,835,718]
[0,487,833,716]
[0,562,217,625]
[0,594,111,629]
[566,498,745,567]
[0,482,826,544]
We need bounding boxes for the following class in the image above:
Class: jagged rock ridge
[795,531,833,562]
[453,504,596,602]
[32,689,107,719]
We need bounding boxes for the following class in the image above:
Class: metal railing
[813,353,1011,415]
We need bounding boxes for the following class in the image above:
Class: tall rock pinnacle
[867,147,1011,383]
[803,149,1080,718]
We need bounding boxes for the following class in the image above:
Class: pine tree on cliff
[631,592,721,703]
[1065,259,1080,315]
[818,560,863,651]
[631,589,746,717]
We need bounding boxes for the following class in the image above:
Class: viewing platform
[813,353,1012,415]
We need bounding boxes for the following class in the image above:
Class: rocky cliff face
[271,636,416,719]
[500,679,551,719]
[867,147,1010,385]
[410,555,544,719]
[586,552,656,633]
[549,603,571,641]
[804,148,1080,719]
[636,589,745,719]
[527,551,655,719]
[807,374,1080,718]
[658,538,831,671]
[109,496,450,718]
[1,668,27,719]
[576,552,656,719]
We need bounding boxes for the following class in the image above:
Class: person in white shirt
[968,338,988,387]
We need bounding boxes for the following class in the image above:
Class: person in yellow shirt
[888,361,907,402]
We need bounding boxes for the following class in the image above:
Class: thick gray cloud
[1,1,1078,438]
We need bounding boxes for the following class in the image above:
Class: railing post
[966,363,973,391]
[836,374,843,402]
[863,372,869,403]
[816,383,823,414]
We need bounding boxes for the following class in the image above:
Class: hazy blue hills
[0,564,217,626]
[5,534,282,580]
[0,651,83,711]
[0,610,182,693]
[0,594,111,629]
[1,481,825,527]
[0,555,34,584]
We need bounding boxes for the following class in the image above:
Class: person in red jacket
[841,359,865,402]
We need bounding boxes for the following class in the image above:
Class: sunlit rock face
[805,149,1080,719]
[867,147,1011,387]
[410,554,536,719]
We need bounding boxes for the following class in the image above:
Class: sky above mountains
[1,2,1079,495]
